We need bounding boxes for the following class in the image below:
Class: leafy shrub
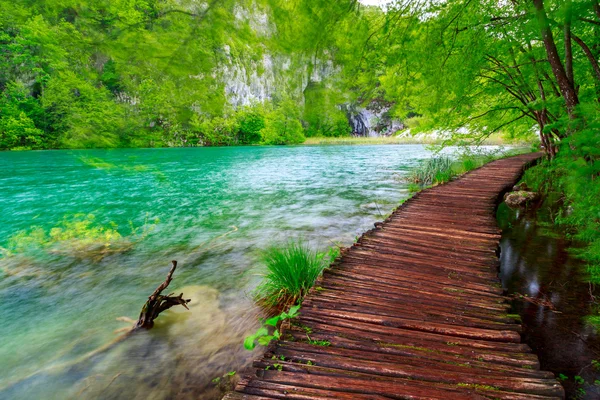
[237,105,265,144]
[189,114,239,147]
[0,111,45,149]
[0,82,48,149]
[261,99,306,145]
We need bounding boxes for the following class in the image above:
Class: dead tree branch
[135,260,191,329]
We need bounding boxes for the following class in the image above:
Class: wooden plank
[224,153,564,400]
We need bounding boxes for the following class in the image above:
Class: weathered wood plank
[225,153,564,399]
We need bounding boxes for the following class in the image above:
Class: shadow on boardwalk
[226,152,565,400]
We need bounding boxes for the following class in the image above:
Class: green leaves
[243,327,269,350]
[243,304,301,350]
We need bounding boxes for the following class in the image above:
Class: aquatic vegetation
[253,241,326,309]
[0,213,158,274]
[405,156,455,186]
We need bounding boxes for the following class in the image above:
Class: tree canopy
[0,0,365,149]
[353,0,600,157]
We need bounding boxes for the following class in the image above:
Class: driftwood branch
[135,260,191,329]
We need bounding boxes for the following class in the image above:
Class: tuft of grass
[404,148,530,192]
[254,240,325,309]
[406,156,455,186]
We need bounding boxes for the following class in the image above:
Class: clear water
[498,203,600,399]
[0,144,453,399]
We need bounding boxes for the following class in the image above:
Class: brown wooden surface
[225,153,564,400]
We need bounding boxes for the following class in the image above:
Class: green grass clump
[406,156,455,186]
[405,148,529,191]
[254,241,325,309]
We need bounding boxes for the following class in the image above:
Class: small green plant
[273,363,283,371]
[575,375,585,385]
[254,241,325,308]
[318,244,341,263]
[558,373,568,381]
[456,383,500,391]
[306,335,331,346]
[244,304,301,350]
[211,371,236,384]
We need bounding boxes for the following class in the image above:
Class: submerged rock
[504,190,539,208]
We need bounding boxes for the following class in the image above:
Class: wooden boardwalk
[225,152,564,400]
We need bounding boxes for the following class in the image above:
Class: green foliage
[303,82,351,138]
[261,99,306,145]
[254,240,325,308]
[243,304,300,350]
[189,114,239,147]
[211,370,236,385]
[0,82,49,149]
[237,104,266,145]
[558,373,569,381]
[406,156,455,186]
[520,111,600,324]
[523,165,600,283]
[0,0,367,150]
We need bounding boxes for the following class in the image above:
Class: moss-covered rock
[504,190,539,208]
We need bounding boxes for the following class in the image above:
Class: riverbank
[302,133,532,146]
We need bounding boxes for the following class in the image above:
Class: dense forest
[0,0,378,149]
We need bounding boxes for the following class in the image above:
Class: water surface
[499,204,600,399]
[1,145,444,399]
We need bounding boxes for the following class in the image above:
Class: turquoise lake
[0,145,494,399]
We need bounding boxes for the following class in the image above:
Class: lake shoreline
[0,136,534,152]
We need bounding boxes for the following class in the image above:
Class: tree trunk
[572,34,600,102]
[532,0,579,117]
[528,40,557,159]
[564,13,574,88]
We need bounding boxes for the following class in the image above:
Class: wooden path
[225,152,564,400]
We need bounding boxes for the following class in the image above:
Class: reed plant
[406,156,455,186]
[254,240,326,310]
